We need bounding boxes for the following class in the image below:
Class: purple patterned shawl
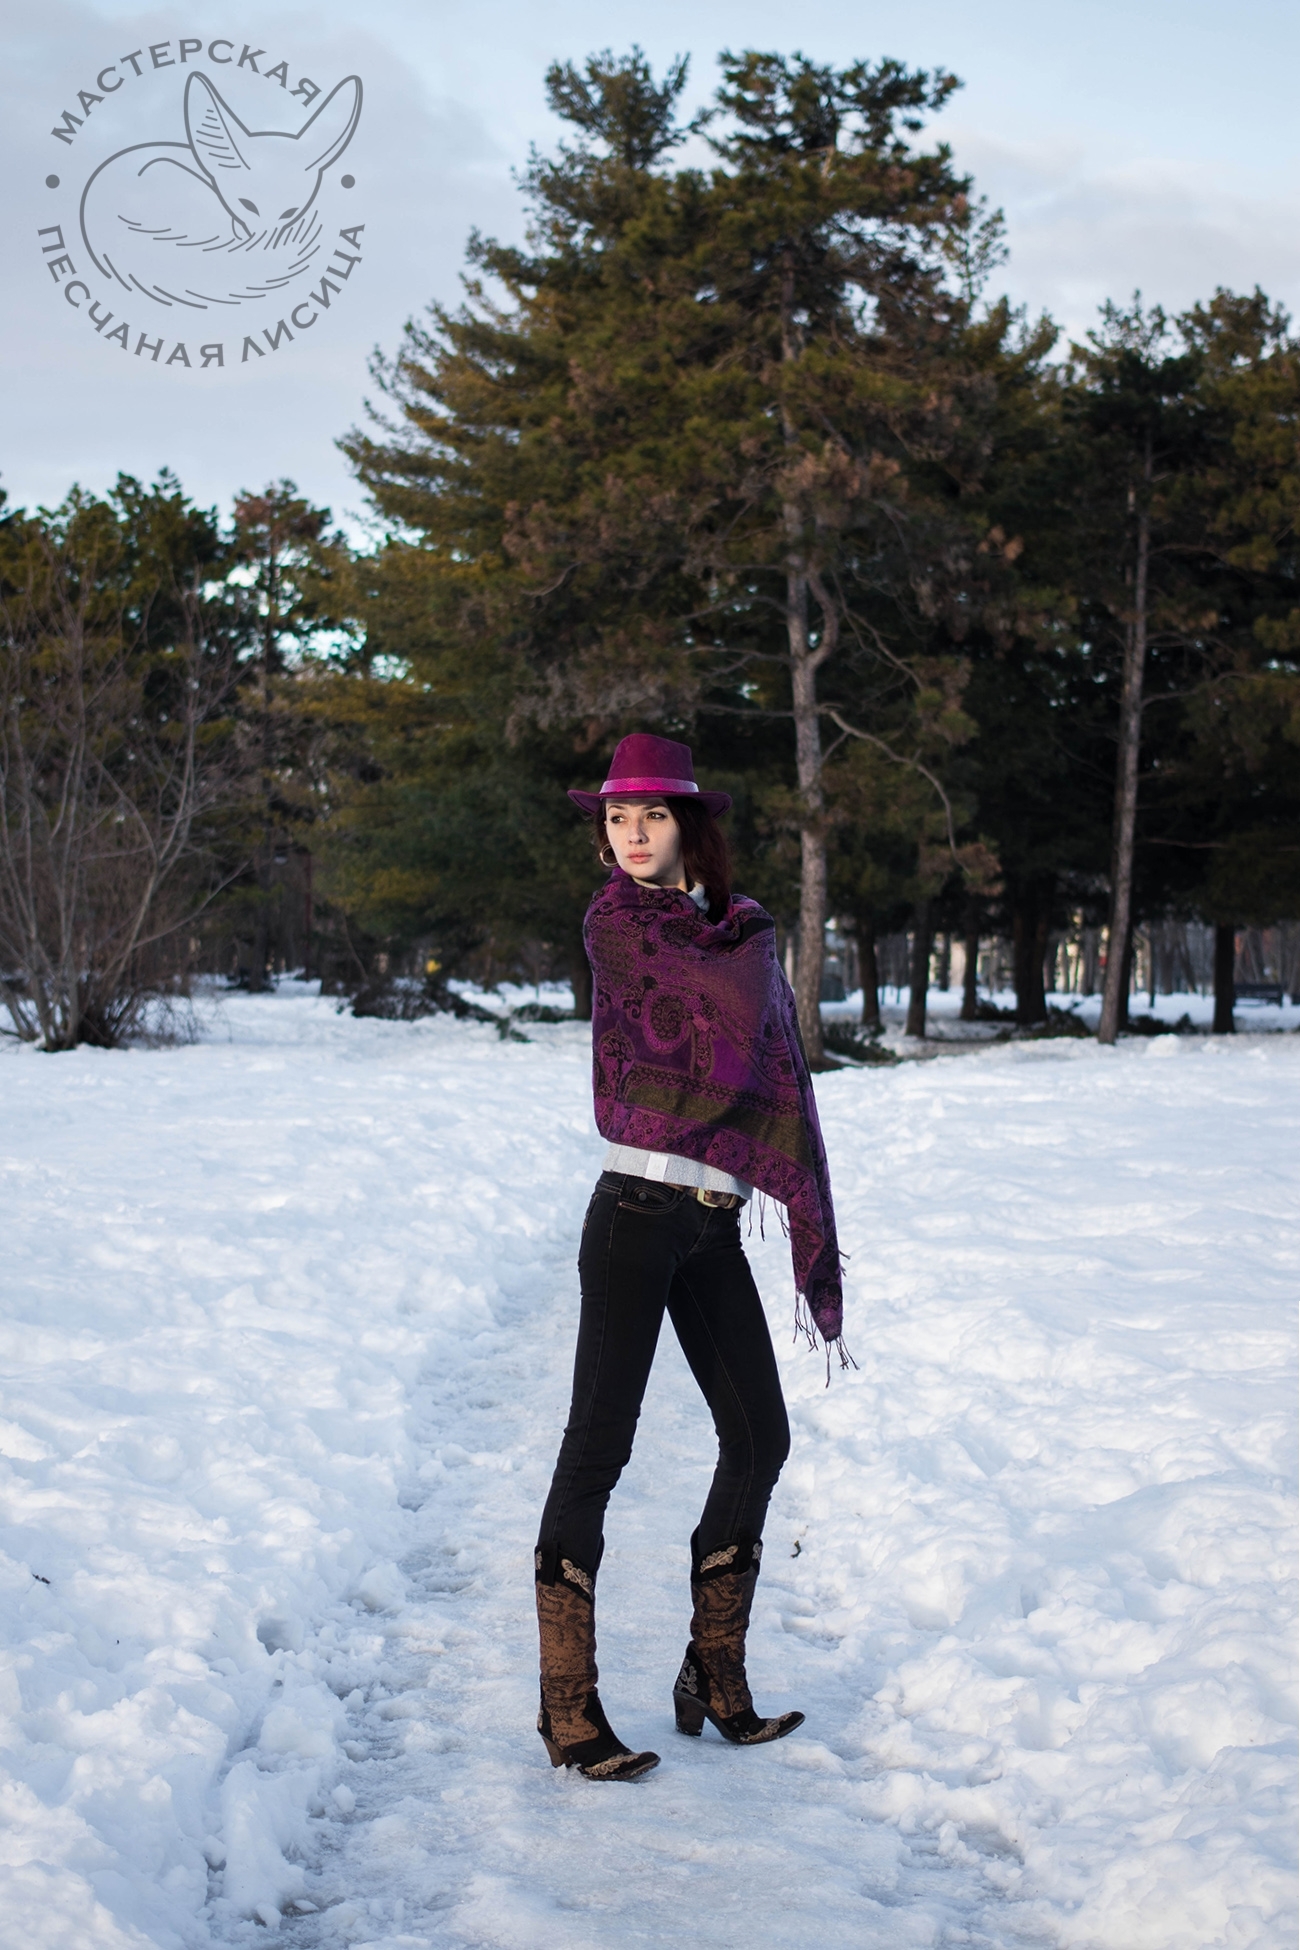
[585,869,844,1352]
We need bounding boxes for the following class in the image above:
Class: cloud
[4,2,1297,524]
[1,0,521,524]
[950,126,1300,340]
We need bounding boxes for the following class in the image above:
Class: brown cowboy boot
[673,1532,804,1745]
[534,1543,659,1780]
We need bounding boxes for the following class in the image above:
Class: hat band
[599,774,698,797]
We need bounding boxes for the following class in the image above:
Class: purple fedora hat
[567,733,731,817]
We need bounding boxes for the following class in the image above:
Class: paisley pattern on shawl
[584,870,844,1350]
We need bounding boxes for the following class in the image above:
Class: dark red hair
[592,797,732,920]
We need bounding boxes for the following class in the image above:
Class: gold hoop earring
[599,843,616,867]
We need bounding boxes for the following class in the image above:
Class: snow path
[1,998,1296,1949]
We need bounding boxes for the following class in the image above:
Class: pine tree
[0,475,239,1046]
[1062,290,1300,1039]
[1144,291,1300,1029]
[1064,301,1202,1042]
[224,483,356,987]
[337,49,990,1047]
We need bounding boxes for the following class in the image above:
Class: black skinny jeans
[538,1171,791,1575]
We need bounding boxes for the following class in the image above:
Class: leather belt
[668,1184,743,1210]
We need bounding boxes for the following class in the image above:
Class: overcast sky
[5,0,1297,532]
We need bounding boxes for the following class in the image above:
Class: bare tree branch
[821,705,963,858]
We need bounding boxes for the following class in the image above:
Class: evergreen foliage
[4,45,1297,1045]
[321,49,1299,1032]
[0,476,238,1047]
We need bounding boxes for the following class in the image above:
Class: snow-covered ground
[1,992,1296,1950]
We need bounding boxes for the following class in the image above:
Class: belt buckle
[695,1188,738,1210]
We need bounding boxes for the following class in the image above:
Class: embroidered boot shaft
[534,1546,599,1748]
[673,1533,804,1746]
[534,1543,659,1781]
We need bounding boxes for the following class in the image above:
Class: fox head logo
[183,73,360,236]
[80,72,362,309]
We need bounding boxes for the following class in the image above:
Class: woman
[535,733,845,1781]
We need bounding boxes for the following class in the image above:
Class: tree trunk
[1013,896,1049,1026]
[780,255,832,1065]
[1148,925,1158,1010]
[247,599,278,991]
[250,872,273,991]
[960,906,980,1021]
[791,631,827,1062]
[1080,927,1099,997]
[905,901,932,1038]
[1212,923,1236,1034]
[856,911,881,1032]
[936,932,951,991]
[301,849,314,982]
[1099,444,1152,1045]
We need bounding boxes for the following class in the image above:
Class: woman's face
[603,799,687,890]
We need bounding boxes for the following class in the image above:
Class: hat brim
[568,787,731,817]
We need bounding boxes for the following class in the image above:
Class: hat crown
[565,731,731,816]
[602,734,696,791]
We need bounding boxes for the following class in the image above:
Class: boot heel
[538,1709,567,1767]
[674,1694,706,1736]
